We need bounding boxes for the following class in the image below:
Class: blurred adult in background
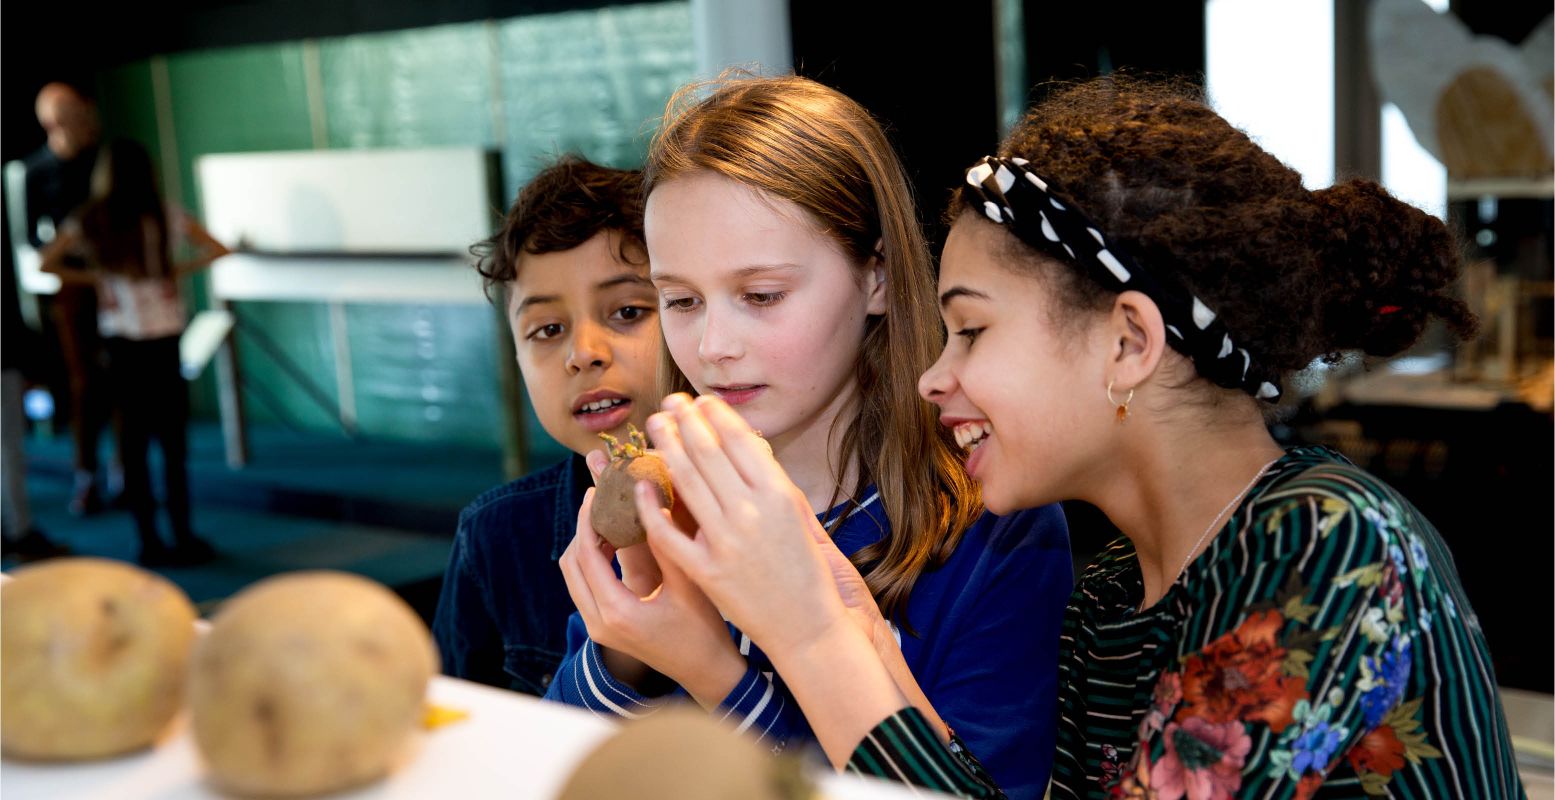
[23,81,113,516]
[1,203,70,561]
[40,139,229,567]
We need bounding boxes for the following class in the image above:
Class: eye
[743,290,787,307]
[527,323,564,341]
[956,327,984,345]
[611,304,654,323]
[662,296,701,312]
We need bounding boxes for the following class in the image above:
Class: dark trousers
[49,286,106,474]
[104,335,191,546]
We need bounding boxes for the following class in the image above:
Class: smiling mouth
[575,397,630,416]
[952,421,991,452]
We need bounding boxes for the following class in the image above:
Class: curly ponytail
[1311,180,1478,358]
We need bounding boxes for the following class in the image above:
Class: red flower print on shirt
[1178,610,1307,733]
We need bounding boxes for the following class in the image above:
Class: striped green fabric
[848,707,1003,796]
[1051,446,1523,799]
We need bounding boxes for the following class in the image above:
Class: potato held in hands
[590,426,673,549]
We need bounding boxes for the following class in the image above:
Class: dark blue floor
[5,422,511,622]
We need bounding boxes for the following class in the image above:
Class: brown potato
[188,571,438,797]
[589,425,675,549]
[591,451,673,549]
[1,557,197,761]
[557,706,813,800]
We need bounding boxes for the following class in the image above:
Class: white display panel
[207,253,487,305]
[196,148,495,255]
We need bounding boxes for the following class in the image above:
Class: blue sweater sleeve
[541,493,854,750]
[910,505,1072,800]
[711,659,812,754]
[546,612,819,755]
[543,612,672,718]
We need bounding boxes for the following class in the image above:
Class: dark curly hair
[473,155,647,300]
[961,77,1477,386]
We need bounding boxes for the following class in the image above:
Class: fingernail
[664,393,690,410]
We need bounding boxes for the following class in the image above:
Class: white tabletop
[0,675,920,800]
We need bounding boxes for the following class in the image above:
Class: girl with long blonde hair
[543,74,1072,798]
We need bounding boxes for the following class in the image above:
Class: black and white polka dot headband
[963,155,1283,402]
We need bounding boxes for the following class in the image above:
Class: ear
[1105,290,1167,393]
[865,238,889,316]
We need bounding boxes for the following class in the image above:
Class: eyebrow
[598,273,654,291]
[939,286,991,307]
[515,273,653,314]
[515,294,558,314]
[651,263,802,285]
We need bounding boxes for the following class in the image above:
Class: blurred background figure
[40,139,229,566]
[22,82,116,517]
[1,215,69,561]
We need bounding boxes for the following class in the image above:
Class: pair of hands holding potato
[557,393,887,709]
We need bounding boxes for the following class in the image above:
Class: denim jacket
[432,455,589,695]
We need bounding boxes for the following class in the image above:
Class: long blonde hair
[645,74,982,623]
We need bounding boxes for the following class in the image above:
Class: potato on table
[1,557,197,761]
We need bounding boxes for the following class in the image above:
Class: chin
[980,487,1018,516]
[979,477,1051,517]
[564,433,603,458]
[724,403,769,431]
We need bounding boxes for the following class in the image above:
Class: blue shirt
[544,489,1073,800]
[433,455,588,695]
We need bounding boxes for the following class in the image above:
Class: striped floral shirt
[848,446,1523,799]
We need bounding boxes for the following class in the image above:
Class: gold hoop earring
[1107,380,1134,423]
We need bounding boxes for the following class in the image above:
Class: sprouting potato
[590,425,674,549]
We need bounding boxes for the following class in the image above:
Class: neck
[767,381,862,515]
[1083,412,1285,610]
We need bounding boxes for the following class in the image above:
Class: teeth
[952,422,991,450]
[581,398,627,413]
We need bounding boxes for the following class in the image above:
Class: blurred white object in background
[1370,0,1554,180]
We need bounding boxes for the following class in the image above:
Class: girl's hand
[811,517,898,656]
[584,449,660,597]
[640,394,926,765]
[637,393,855,657]
[558,484,745,708]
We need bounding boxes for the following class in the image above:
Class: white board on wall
[196,148,497,255]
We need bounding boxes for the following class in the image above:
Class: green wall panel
[496,1,696,195]
[95,61,163,174]
[164,44,316,425]
[319,23,498,150]
[164,44,314,215]
[230,302,342,433]
[344,304,504,449]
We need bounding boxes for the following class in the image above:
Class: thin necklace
[1154,455,1283,607]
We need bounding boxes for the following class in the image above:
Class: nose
[696,305,741,364]
[918,347,956,405]
[565,320,612,374]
